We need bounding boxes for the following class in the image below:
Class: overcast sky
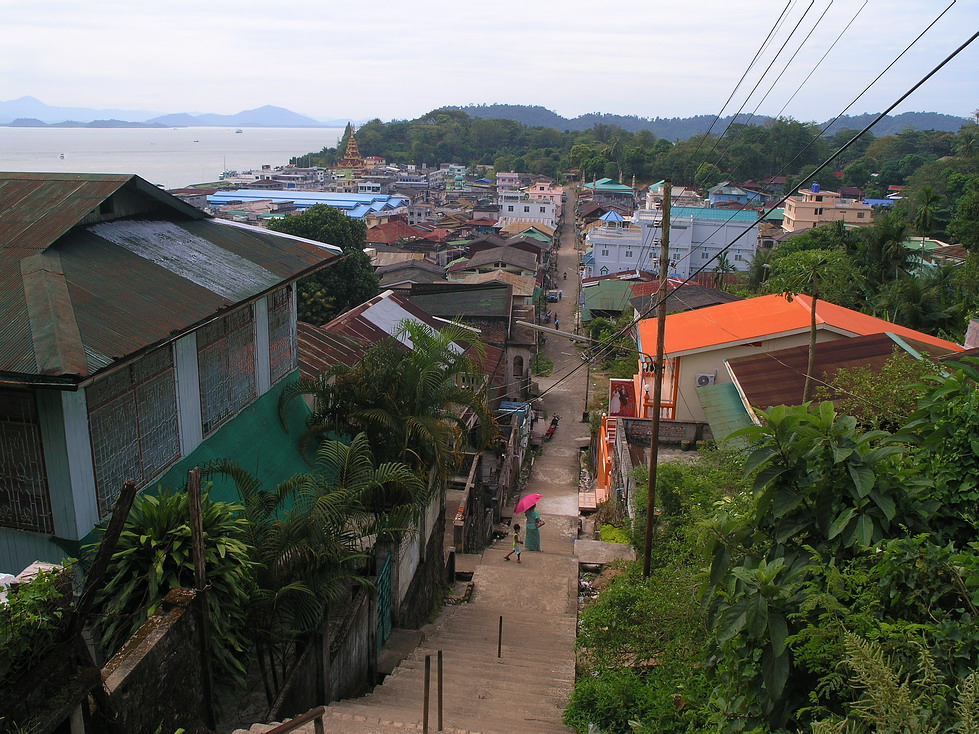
[2,0,977,123]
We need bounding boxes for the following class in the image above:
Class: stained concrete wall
[397,506,447,629]
[101,587,206,734]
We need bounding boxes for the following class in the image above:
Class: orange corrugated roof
[637,294,962,355]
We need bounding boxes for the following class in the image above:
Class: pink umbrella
[515,493,543,514]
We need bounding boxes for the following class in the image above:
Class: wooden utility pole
[187,468,216,729]
[643,182,671,578]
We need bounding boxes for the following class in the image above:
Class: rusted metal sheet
[0,172,337,382]
[727,333,946,410]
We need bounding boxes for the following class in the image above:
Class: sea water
[0,126,344,190]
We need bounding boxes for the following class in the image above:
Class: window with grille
[268,287,295,383]
[198,307,256,436]
[88,347,179,517]
[0,389,53,533]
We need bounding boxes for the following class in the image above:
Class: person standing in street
[523,505,544,551]
[504,524,522,563]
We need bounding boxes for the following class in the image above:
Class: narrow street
[233,193,587,734]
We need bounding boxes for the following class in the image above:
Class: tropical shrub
[90,487,256,689]
[0,568,72,688]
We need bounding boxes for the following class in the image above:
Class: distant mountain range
[0,97,347,128]
[447,104,971,139]
[1,97,970,137]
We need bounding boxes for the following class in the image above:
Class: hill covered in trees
[444,104,969,140]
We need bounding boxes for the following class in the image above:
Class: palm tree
[712,253,736,290]
[746,248,776,291]
[857,212,910,290]
[204,434,423,706]
[281,319,495,482]
[912,185,940,250]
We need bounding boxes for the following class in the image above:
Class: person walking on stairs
[504,524,523,563]
[524,505,544,551]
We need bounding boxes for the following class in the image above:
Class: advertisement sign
[608,378,637,417]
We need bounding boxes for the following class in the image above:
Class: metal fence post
[498,616,503,658]
[437,649,443,732]
[423,654,431,734]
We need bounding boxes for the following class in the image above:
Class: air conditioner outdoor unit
[696,373,716,387]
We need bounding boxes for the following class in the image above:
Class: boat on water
[59,153,65,159]
[235,129,243,134]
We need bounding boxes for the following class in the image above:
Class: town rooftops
[583,178,634,193]
[300,290,504,379]
[0,172,339,383]
[461,269,536,297]
[637,293,962,357]
[628,278,741,315]
[447,245,538,273]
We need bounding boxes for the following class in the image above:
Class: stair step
[369,674,571,704]
[327,700,572,733]
[390,654,574,681]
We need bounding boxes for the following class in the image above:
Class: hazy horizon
[3,1,976,125]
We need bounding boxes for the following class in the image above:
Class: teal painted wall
[0,372,312,573]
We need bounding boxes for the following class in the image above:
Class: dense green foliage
[571,359,979,733]
[566,449,746,733]
[91,487,256,689]
[296,109,836,186]
[814,348,940,432]
[281,319,494,478]
[268,204,378,324]
[206,434,421,704]
[0,569,72,688]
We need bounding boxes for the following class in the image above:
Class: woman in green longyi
[523,504,543,551]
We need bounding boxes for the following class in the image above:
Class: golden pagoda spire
[336,123,363,169]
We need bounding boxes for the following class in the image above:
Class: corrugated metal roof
[0,172,339,382]
[725,332,949,411]
[697,381,752,446]
[299,290,502,379]
[407,283,511,318]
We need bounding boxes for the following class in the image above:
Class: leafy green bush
[599,524,631,544]
[565,669,660,734]
[90,487,256,690]
[531,353,554,376]
[0,568,71,688]
[567,560,711,733]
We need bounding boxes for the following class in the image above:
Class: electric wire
[681,0,797,183]
[535,25,979,413]
[689,0,817,188]
[772,0,869,119]
[640,0,959,280]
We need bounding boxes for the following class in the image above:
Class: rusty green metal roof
[0,172,341,384]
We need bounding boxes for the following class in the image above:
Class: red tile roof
[366,220,428,245]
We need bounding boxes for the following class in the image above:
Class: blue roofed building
[208,189,409,220]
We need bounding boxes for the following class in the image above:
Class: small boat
[235,129,243,134]
[59,153,65,159]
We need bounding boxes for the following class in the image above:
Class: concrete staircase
[234,523,579,734]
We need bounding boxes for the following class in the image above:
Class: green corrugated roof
[584,178,634,193]
[581,280,635,321]
[697,381,752,447]
[409,287,510,317]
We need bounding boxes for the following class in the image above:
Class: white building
[496,192,558,230]
[583,206,760,279]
